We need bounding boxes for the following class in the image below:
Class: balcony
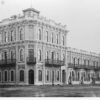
[45,59,65,67]
[27,57,36,65]
[0,59,16,67]
[68,63,95,70]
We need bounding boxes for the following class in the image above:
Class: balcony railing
[68,63,99,70]
[27,57,36,65]
[45,59,65,67]
[0,59,16,67]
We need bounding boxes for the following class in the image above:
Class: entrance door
[29,70,34,84]
[62,70,66,83]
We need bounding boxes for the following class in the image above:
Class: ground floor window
[20,70,24,82]
[4,71,8,82]
[38,70,42,81]
[0,72,1,82]
[57,71,60,81]
[46,70,49,81]
[11,71,14,82]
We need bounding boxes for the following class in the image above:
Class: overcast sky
[0,0,100,53]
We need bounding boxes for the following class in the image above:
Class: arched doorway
[29,70,34,84]
[62,70,66,84]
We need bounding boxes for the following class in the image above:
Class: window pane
[38,70,42,81]
[20,70,24,82]
[11,71,14,82]
[5,71,7,82]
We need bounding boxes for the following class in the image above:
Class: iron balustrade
[0,59,16,67]
[27,57,36,65]
[45,59,65,67]
[68,63,99,70]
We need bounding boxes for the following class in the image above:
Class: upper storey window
[38,29,42,40]
[19,28,24,41]
[0,33,2,43]
[51,33,54,43]
[46,31,49,42]
[19,49,24,62]
[4,32,8,43]
[62,35,65,46]
[57,34,59,44]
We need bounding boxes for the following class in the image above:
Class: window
[51,33,53,43]
[78,58,80,65]
[11,50,15,60]
[20,70,24,82]
[38,50,41,61]
[62,54,65,61]
[88,60,90,66]
[57,71,59,81]
[28,49,34,58]
[11,71,14,82]
[51,52,54,60]
[46,51,49,59]
[4,71,8,82]
[57,34,59,44]
[93,61,95,66]
[19,29,23,40]
[4,32,7,42]
[73,58,75,65]
[4,51,7,61]
[0,72,1,82]
[84,60,86,66]
[38,70,42,81]
[46,70,49,81]
[57,53,59,60]
[62,36,65,45]
[46,31,49,42]
[11,30,13,42]
[97,62,98,67]
[20,49,24,61]
[39,29,42,40]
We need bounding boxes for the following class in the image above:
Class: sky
[0,0,100,53]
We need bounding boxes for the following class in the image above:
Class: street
[0,85,100,97]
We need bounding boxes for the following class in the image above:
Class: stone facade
[67,47,100,85]
[0,8,68,85]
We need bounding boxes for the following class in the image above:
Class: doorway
[62,70,66,84]
[29,70,34,84]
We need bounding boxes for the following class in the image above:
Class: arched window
[38,49,41,61]
[78,58,80,65]
[11,71,14,82]
[4,71,8,82]
[46,51,49,59]
[46,70,49,81]
[11,51,14,60]
[11,30,13,42]
[19,28,23,40]
[38,70,42,81]
[20,70,24,82]
[57,53,59,60]
[38,29,42,40]
[46,31,48,42]
[20,49,24,61]
[4,32,7,42]
[62,35,65,46]
[57,71,59,81]
[57,34,59,44]
[73,58,76,65]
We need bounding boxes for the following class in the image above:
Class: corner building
[0,8,68,85]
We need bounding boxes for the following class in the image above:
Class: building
[0,8,100,86]
[67,47,100,85]
[0,8,68,85]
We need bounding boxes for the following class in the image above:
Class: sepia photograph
[0,0,100,97]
